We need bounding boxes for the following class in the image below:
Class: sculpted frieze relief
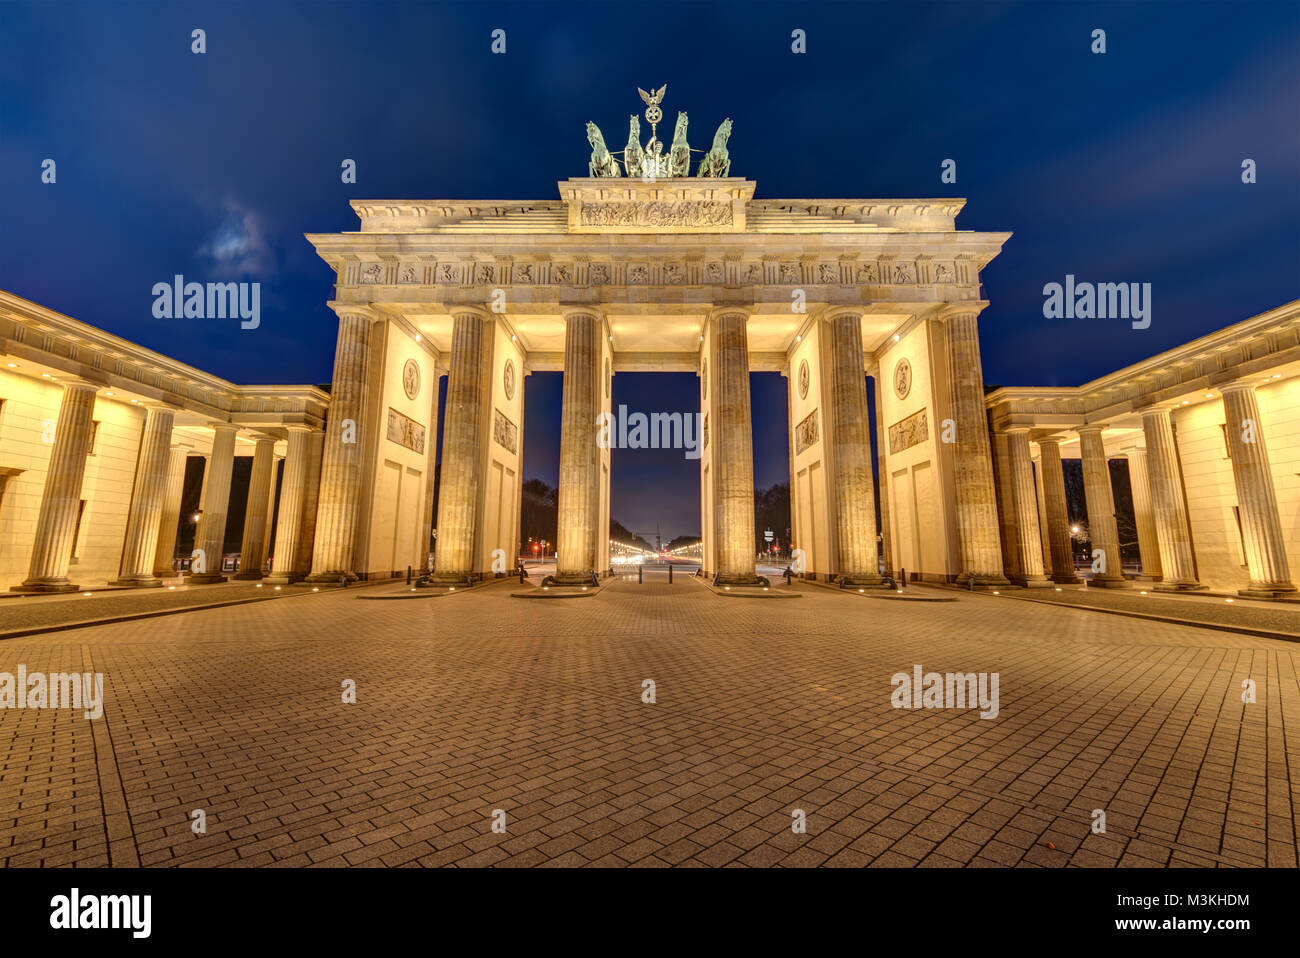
[351,254,964,290]
[578,200,733,228]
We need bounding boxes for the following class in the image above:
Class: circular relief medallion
[402,359,420,400]
[701,360,708,401]
[503,359,516,401]
[893,358,912,400]
[605,357,611,398]
[798,359,810,399]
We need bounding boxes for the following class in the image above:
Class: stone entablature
[348,191,965,234]
[0,291,328,431]
[987,300,1300,431]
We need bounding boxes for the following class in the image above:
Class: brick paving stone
[1,579,1295,868]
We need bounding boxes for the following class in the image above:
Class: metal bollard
[668,564,673,584]
[900,567,907,589]
[638,565,643,584]
[406,566,412,585]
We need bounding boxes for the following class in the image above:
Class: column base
[1085,576,1130,589]
[1010,575,1054,588]
[263,573,305,585]
[955,573,1011,590]
[837,574,883,588]
[11,580,78,594]
[1239,584,1298,598]
[230,571,265,581]
[304,571,358,584]
[110,576,163,588]
[1153,580,1206,592]
[1051,572,1082,584]
[545,571,598,587]
[714,572,767,587]
[187,573,228,584]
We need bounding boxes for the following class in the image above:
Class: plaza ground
[1,575,1297,868]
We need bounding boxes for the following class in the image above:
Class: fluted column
[114,403,176,586]
[232,436,276,579]
[871,370,894,574]
[1032,456,1054,577]
[941,307,1008,586]
[554,309,601,582]
[1139,406,1201,589]
[1221,383,1296,596]
[827,309,880,584]
[1077,425,1127,587]
[1120,445,1162,581]
[190,423,239,583]
[266,427,313,583]
[14,379,99,592]
[153,443,191,577]
[307,305,376,582]
[1037,439,1079,583]
[1006,429,1050,586]
[433,308,491,580]
[711,308,761,585]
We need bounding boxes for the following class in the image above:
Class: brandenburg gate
[302,89,1013,588]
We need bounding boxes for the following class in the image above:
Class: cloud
[195,196,274,278]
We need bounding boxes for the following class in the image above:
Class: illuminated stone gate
[306,166,1013,586]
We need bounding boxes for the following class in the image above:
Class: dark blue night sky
[2,1,1296,540]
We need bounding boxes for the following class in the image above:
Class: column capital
[142,400,181,413]
[1218,380,1259,396]
[708,305,752,322]
[1118,442,1147,457]
[449,305,493,323]
[206,421,240,436]
[1138,403,1174,419]
[821,306,865,323]
[1076,423,1108,437]
[560,305,603,322]
[326,302,377,323]
[283,423,315,435]
[937,302,989,322]
[56,377,104,392]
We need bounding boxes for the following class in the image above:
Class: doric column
[152,443,191,577]
[940,306,1007,586]
[870,369,894,575]
[114,403,176,586]
[190,423,239,583]
[1076,425,1127,587]
[1005,429,1050,586]
[433,308,491,580]
[1037,439,1079,583]
[827,309,880,584]
[1221,383,1297,596]
[232,436,276,579]
[554,309,601,582]
[1032,454,1054,577]
[307,304,376,582]
[14,379,99,592]
[1139,406,1201,589]
[711,307,762,585]
[1119,445,1162,581]
[266,426,313,583]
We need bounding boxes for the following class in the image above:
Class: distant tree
[518,478,650,554]
[610,518,654,553]
[754,483,791,553]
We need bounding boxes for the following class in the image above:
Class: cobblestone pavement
[1,577,1296,868]
[996,585,1300,638]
